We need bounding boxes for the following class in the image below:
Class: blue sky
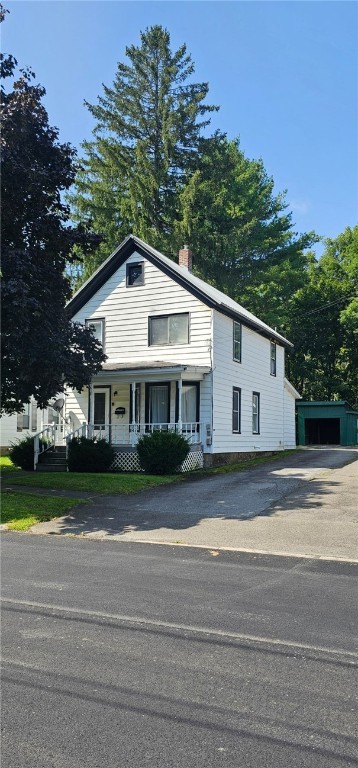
[3,1,357,253]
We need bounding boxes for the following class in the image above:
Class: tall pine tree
[70,25,217,280]
[175,133,317,329]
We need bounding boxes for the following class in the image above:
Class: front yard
[1,451,297,531]
[1,457,182,530]
[1,490,86,531]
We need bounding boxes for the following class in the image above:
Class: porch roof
[94,360,211,380]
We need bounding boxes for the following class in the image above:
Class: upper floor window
[149,313,189,346]
[86,318,105,347]
[233,321,242,363]
[126,262,144,287]
[270,342,277,376]
[232,387,241,433]
[252,392,260,434]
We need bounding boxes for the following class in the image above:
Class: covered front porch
[66,360,212,450]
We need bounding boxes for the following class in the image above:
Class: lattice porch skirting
[109,447,204,473]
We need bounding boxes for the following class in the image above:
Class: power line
[296,294,356,319]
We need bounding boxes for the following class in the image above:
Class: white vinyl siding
[212,311,286,453]
[72,253,212,368]
[1,401,45,448]
[284,382,298,448]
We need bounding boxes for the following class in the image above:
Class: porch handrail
[65,422,90,461]
[33,424,56,471]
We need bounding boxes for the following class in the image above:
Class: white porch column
[177,378,183,432]
[130,381,136,446]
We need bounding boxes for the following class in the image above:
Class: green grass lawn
[0,456,21,472]
[4,469,182,494]
[1,450,299,495]
[1,490,85,531]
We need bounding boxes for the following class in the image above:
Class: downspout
[131,381,136,446]
[207,309,214,452]
[282,348,285,449]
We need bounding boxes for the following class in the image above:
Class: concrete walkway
[29,447,358,561]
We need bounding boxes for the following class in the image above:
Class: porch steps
[37,447,67,472]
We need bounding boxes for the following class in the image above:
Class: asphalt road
[1,534,357,767]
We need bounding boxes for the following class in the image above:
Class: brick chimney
[178,245,193,272]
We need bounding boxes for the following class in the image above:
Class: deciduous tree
[0,29,105,415]
[286,227,358,403]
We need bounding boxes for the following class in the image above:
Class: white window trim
[148,313,190,347]
[86,317,105,349]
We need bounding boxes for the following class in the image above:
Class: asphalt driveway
[31,447,358,561]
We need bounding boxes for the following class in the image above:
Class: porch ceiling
[92,361,211,382]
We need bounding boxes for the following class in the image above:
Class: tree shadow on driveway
[44,473,347,538]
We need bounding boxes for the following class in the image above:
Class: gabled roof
[67,234,292,348]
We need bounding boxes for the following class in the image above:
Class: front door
[146,383,170,428]
[93,387,111,440]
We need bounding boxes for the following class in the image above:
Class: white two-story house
[1,235,299,468]
[58,234,298,469]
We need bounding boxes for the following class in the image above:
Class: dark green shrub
[136,430,190,475]
[9,435,36,470]
[67,436,115,472]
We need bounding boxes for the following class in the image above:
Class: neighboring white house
[1,235,300,468]
[0,400,64,455]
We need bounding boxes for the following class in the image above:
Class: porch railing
[33,424,57,471]
[33,416,72,470]
[88,422,203,447]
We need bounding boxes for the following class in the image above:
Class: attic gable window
[149,313,189,346]
[86,318,105,348]
[126,262,144,286]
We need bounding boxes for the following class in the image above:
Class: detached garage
[297,401,358,446]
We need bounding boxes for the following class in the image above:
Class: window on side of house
[126,262,144,287]
[252,392,260,434]
[233,321,242,363]
[86,318,105,348]
[270,341,277,376]
[232,387,241,433]
[149,313,189,346]
[17,400,37,432]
